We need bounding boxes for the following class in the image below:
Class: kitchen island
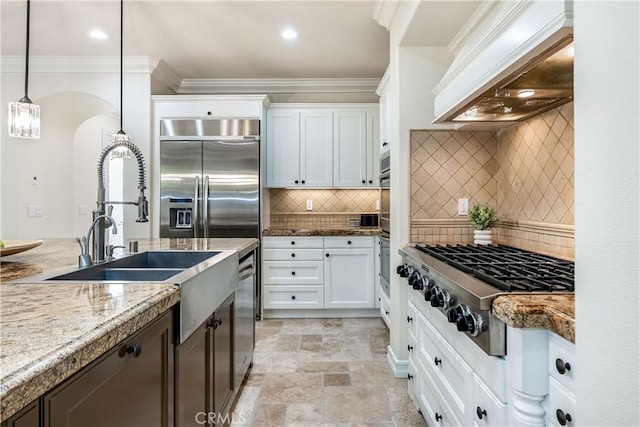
[0,238,258,423]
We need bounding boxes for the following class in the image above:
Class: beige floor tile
[296,361,350,373]
[249,403,287,426]
[386,386,427,427]
[252,351,299,373]
[323,373,351,386]
[323,385,393,423]
[349,361,405,386]
[259,372,323,404]
[286,401,323,422]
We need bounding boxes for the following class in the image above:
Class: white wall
[1,60,153,240]
[574,1,639,424]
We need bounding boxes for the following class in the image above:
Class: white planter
[474,229,492,245]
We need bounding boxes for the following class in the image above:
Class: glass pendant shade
[8,96,40,138]
[110,130,132,159]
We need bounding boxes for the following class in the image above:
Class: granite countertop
[492,294,575,343]
[0,237,258,422]
[263,227,381,236]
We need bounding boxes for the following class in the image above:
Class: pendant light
[8,0,40,139]
[111,0,131,158]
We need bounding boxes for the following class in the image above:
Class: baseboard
[263,308,381,319]
[387,345,409,378]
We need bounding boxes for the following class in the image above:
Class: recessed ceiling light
[281,28,298,40]
[517,89,535,98]
[88,29,109,40]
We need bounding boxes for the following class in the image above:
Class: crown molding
[148,58,182,93]
[177,78,381,94]
[0,55,160,74]
[373,0,398,30]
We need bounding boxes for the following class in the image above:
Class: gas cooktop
[414,244,574,293]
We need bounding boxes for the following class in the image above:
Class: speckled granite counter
[263,227,380,236]
[492,294,575,343]
[0,237,259,422]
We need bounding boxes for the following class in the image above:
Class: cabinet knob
[291,241,295,245]
[407,373,414,380]
[407,316,413,323]
[368,180,373,184]
[347,240,352,245]
[301,180,305,184]
[385,310,389,315]
[126,342,142,358]
[326,253,330,257]
[208,318,222,329]
[434,357,442,366]
[476,406,487,420]
[291,253,296,258]
[435,413,443,422]
[383,141,388,147]
[555,358,571,375]
[295,180,299,184]
[407,344,413,352]
[291,295,296,300]
[291,271,296,276]
[556,409,572,426]
[361,180,366,184]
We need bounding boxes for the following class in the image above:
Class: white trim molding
[177,78,381,94]
[0,55,160,74]
[387,345,409,378]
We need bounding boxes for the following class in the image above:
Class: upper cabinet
[376,68,391,155]
[266,104,378,189]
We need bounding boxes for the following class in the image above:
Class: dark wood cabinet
[1,399,39,427]
[175,293,235,427]
[42,311,174,427]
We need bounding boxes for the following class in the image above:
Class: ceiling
[1,0,391,81]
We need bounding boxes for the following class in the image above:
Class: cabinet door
[324,248,374,308]
[2,400,39,427]
[367,110,380,186]
[210,294,234,420]
[176,321,208,427]
[300,109,333,187]
[379,83,390,155]
[333,109,368,187]
[266,109,300,187]
[44,311,174,427]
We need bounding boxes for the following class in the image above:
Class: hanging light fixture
[111,0,131,159]
[8,0,40,139]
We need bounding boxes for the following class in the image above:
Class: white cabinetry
[324,237,375,309]
[333,108,379,187]
[376,68,391,155]
[547,332,576,427]
[266,105,378,189]
[266,109,332,188]
[263,236,377,312]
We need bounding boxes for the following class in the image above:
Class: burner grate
[415,244,574,292]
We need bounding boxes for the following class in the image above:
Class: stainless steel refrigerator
[159,118,260,239]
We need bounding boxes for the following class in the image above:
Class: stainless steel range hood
[449,39,573,122]
[432,0,574,125]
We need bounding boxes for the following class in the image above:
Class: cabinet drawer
[417,311,472,420]
[263,261,323,285]
[263,236,323,249]
[416,357,462,427]
[263,285,324,309]
[380,290,391,329]
[548,377,576,427]
[407,301,418,340]
[263,248,324,261]
[472,374,507,427]
[549,332,576,391]
[324,236,374,249]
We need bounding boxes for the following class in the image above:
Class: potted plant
[468,203,498,245]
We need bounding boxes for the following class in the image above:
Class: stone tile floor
[230,318,427,426]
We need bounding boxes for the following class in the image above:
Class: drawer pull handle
[407,316,413,323]
[407,373,413,380]
[347,240,352,245]
[435,412,443,422]
[123,342,142,358]
[555,358,571,375]
[291,271,296,276]
[407,345,413,352]
[476,406,487,420]
[291,295,296,300]
[434,357,442,366]
[556,409,572,426]
[291,253,296,258]
[207,318,222,330]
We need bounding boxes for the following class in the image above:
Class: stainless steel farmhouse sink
[106,251,220,269]
[46,268,185,282]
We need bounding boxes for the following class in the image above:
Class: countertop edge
[492,294,575,343]
[263,228,380,236]
[0,286,180,422]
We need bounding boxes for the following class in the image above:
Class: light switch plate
[306,200,313,211]
[27,205,44,217]
[457,198,469,215]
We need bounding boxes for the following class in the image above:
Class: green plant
[468,203,498,230]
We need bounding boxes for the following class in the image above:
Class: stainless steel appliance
[159,118,260,239]
[235,249,256,389]
[379,151,391,297]
[399,244,574,355]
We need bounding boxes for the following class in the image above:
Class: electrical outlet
[457,198,469,215]
[306,200,313,211]
[27,205,44,217]
[376,199,381,210]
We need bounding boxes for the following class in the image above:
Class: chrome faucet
[78,214,118,268]
[92,136,149,264]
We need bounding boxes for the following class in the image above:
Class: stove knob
[441,290,456,309]
[408,272,420,288]
[396,264,409,277]
[430,289,444,308]
[425,285,439,302]
[456,312,484,337]
[424,277,435,290]
[410,274,425,291]
[446,305,466,323]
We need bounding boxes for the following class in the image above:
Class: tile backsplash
[410,103,575,258]
[269,188,379,229]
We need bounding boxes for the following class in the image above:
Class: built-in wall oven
[379,151,391,297]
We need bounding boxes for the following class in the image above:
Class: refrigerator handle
[203,175,210,239]
[193,175,200,238]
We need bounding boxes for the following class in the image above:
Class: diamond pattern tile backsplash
[410,103,575,258]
